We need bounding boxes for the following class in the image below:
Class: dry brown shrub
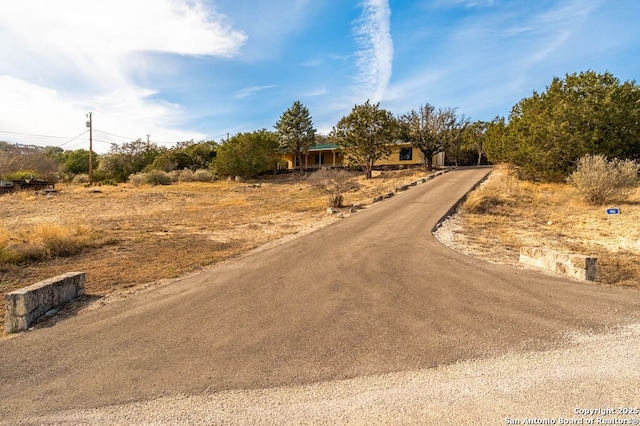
[306,168,360,207]
[193,169,213,182]
[128,173,146,187]
[568,154,638,205]
[179,169,194,182]
[72,174,90,184]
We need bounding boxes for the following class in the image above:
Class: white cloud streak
[353,0,394,102]
[0,0,247,148]
[234,85,277,99]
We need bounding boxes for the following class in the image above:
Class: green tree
[400,105,466,170]
[213,130,278,178]
[483,116,508,164]
[501,71,640,181]
[97,139,163,182]
[331,100,397,179]
[462,120,489,166]
[274,100,316,173]
[174,140,218,170]
[64,149,99,175]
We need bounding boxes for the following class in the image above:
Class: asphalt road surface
[1,167,639,424]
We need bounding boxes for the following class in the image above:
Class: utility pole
[86,112,93,185]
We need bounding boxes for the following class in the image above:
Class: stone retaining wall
[519,247,597,281]
[5,272,85,333]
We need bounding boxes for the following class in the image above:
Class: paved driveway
[1,167,639,424]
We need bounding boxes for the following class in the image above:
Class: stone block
[5,272,86,334]
[519,247,597,281]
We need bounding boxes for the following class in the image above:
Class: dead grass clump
[597,250,640,288]
[21,223,93,259]
[1,223,108,264]
[462,165,526,214]
[0,227,18,264]
[462,191,505,214]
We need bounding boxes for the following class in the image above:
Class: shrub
[193,169,213,182]
[2,170,40,181]
[179,169,194,182]
[128,173,146,187]
[568,154,638,205]
[145,170,172,186]
[168,170,181,182]
[72,173,90,184]
[307,168,359,207]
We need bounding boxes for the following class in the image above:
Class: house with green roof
[280,143,444,170]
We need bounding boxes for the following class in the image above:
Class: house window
[399,147,413,161]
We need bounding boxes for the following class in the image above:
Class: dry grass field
[436,165,640,290]
[0,168,429,334]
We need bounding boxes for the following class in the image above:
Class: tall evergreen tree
[274,101,316,173]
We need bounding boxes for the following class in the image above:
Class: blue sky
[0,0,639,152]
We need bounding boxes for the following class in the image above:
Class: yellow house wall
[280,151,344,169]
[373,145,424,166]
[341,145,425,168]
[280,145,445,169]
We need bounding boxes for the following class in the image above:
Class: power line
[0,129,72,140]
[59,130,90,147]
[202,133,229,141]
[93,129,137,141]
[90,138,117,145]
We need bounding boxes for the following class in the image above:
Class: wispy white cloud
[234,85,277,99]
[353,0,394,102]
[0,0,246,148]
[303,88,328,97]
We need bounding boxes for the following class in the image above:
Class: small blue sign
[606,208,620,215]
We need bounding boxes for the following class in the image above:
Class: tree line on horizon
[2,70,639,184]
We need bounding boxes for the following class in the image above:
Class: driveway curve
[1,167,639,424]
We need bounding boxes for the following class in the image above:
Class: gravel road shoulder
[22,323,640,425]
